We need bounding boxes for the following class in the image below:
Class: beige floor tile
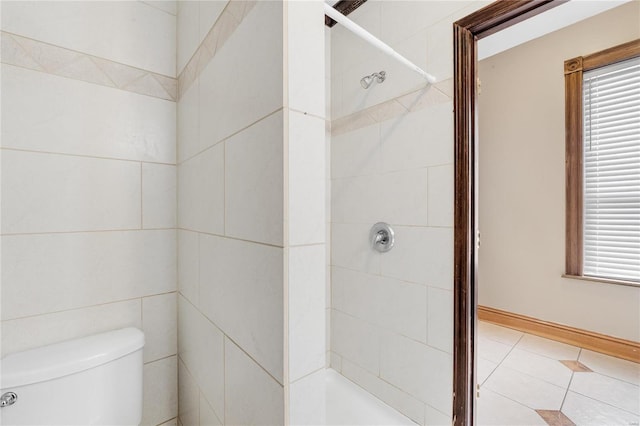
[477,388,547,426]
[515,334,580,361]
[569,372,640,415]
[579,349,640,386]
[562,391,640,426]
[484,365,566,410]
[478,321,524,346]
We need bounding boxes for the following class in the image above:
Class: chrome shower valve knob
[370,222,394,253]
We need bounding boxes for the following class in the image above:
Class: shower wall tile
[143,292,178,363]
[289,245,326,382]
[1,1,176,76]
[428,164,454,227]
[141,1,177,16]
[2,230,176,320]
[341,358,426,425]
[332,169,428,226]
[379,1,465,46]
[288,112,326,245]
[199,393,223,426]
[331,123,381,179]
[287,0,325,118]
[380,102,454,172]
[178,230,199,305]
[331,310,380,375]
[198,235,284,383]
[427,287,454,354]
[2,150,141,234]
[380,333,453,415]
[0,299,141,357]
[224,338,284,425]
[224,112,284,246]
[177,143,225,235]
[332,266,427,343]
[1,65,176,164]
[197,1,282,149]
[177,79,200,163]
[177,1,200,74]
[178,358,199,426]
[380,226,453,289]
[330,222,381,275]
[177,295,225,420]
[198,1,226,45]
[143,163,177,230]
[142,356,178,426]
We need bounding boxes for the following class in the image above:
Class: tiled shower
[1,1,490,424]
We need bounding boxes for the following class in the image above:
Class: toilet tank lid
[1,328,144,389]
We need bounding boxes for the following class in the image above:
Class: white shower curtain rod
[324,3,436,84]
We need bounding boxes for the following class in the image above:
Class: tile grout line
[560,352,578,412]
[480,333,525,388]
[1,146,176,166]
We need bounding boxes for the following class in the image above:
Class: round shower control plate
[370,222,394,253]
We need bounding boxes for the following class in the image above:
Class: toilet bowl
[0,328,144,425]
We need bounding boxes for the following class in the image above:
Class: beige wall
[478,2,640,341]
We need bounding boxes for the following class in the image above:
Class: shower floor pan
[291,368,416,425]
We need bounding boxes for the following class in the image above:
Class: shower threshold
[291,368,416,425]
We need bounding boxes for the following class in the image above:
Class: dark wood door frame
[452,1,566,424]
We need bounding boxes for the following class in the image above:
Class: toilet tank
[0,328,144,426]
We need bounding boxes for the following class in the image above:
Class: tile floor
[477,321,640,426]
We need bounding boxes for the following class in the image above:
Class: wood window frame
[564,39,640,279]
[452,1,567,424]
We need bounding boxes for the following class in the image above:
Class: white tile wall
[1,1,176,76]
[287,0,325,118]
[197,1,282,149]
[177,230,199,305]
[199,393,223,426]
[141,1,177,16]
[1,3,177,424]
[289,245,326,382]
[224,339,284,425]
[288,112,326,245]
[198,235,283,383]
[379,332,452,415]
[328,3,490,421]
[198,2,226,45]
[177,295,225,421]
[177,1,200,75]
[2,150,141,234]
[177,143,224,234]
[1,65,176,164]
[1,299,141,357]
[224,112,284,246]
[2,230,176,320]
[332,266,427,343]
[331,310,380,375]
[142,356,179,426]
[427,287,453,353]
[143,163,177,229]
[178,358,199,426]
[143,293,178,363]
[380,226,453,288]
[177,78,200,163]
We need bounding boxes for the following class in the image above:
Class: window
[565,40,640,285]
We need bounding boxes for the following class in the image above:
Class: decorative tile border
[177,0,257,99]
[1,31,177,101]
[330,78,453,136]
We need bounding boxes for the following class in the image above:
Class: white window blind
[583,56,640,283]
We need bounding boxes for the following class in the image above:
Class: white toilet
[0,328,144,425]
